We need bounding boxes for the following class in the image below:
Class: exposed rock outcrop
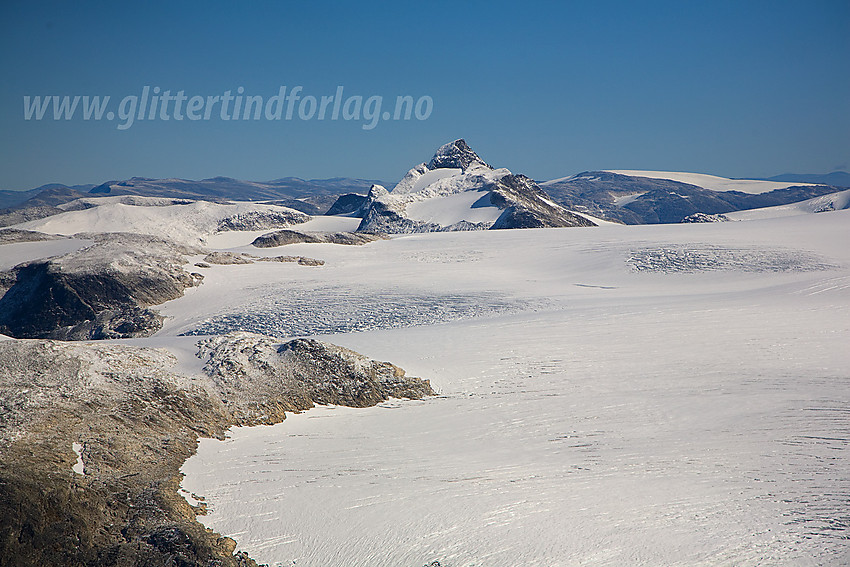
[427,138,491,171]
[0,332,433,567]
[254,255,325,266]
[252,229,384,247]
[203,251,253,265]
[0,228,63,244]
[488,174,596,229]
[0,233,204,340]
[0,205,65,228]
[681,212,731,223]
[215,209,310,232]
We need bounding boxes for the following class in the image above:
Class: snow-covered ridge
[726,188,850,220]
[603,170,818,194]
[16,200,309,246]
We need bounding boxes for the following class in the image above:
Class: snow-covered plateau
[603,170,818,194]
[2,165,849,567]
[173,209,850,566]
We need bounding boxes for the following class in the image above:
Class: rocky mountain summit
[426,138,492,170]
[346,139,595,233]
[0,332,433,567]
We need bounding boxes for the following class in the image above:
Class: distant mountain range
[0,177,390,227]
[1,161,847,229]
[540,171,841,224]
[0,184,95,210]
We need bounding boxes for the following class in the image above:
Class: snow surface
[402,168,462,193]
[71,442,84,475]
[0,238,92,271]
[178,210,850,566]
[405,190,502,226]
[605,171,817,194]
[727,189,850,221]
[15,200,306,246]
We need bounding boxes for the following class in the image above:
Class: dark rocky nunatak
[0,233,203,340]
[252,229,384,247]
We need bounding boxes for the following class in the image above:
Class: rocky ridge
[0,233,204,340]
[251,229,384,247]
[0,332,433,567]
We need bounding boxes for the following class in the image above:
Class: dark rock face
[0,333,433,567]
[488,174,596,229]
[357,199,441,234]
[542,171,841,224]
[0,233,203,340]
[252,229,383,247]
[326,193,369,216]
[427,139,491,171]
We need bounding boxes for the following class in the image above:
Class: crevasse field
[177,211,850,566]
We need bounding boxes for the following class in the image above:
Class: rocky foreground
[0,332,433,567]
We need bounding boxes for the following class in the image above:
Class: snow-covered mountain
[541,171,841,224]
[347,139,595,233]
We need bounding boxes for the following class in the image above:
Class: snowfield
[404,190,503,227]
[18,199,308,246]
[177,210,850,566]
[604,170,817,194]
[726,189,850,221]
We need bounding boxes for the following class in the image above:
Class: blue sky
[1,0,848,190]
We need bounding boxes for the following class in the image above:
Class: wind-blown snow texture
[179,209,850,567]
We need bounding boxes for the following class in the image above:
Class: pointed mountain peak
[427,139,492,171]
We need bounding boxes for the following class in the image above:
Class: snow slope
[727,189,850,220]
[604,170,817,193]
[405,190,502,226]
[0,237,92,271]
[177,210,850,567]
[15,200,306,246]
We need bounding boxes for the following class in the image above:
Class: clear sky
[1,0,848,190]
